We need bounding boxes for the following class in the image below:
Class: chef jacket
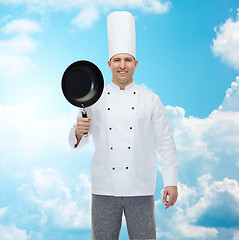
[69,81,178,196]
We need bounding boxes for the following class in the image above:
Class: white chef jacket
[69,81,178,196]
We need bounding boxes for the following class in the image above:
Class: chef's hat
[107,11,136,60]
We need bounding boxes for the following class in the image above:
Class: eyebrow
[112,57,133,61]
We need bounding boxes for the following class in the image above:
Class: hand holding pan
[61,60,104,136]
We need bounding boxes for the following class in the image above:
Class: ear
[135,60,138,69]
[108,60,111,69]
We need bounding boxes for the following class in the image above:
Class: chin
[118,77,132,82]
[119,80,131,85]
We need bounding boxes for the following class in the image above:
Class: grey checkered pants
[91,194,156,240]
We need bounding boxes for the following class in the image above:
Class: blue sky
[0,0,239,239]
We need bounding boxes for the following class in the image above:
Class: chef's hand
[163,186,178,209]
[75,115,92,146]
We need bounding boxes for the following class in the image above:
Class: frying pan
[61,60,104,117]
[62,60,104,136]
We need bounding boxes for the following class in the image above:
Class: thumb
[87,115,92,120]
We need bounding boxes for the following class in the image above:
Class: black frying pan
[61,60,104,118]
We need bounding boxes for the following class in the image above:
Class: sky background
[0,0,239,239]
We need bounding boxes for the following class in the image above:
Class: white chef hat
[107,11,136,60]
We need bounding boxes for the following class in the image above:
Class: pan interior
[65,67,93,100]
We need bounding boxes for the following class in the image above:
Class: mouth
[118,71,127,76]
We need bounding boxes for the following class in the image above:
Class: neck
[112,79,133,90]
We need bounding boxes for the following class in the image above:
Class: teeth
[119,71,126,73]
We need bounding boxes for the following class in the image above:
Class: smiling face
[108,53,138,90]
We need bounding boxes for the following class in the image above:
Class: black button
[108,108,110,110]
[132,107,134,110]
[126,167,128,169]
[113,167,115,170]
[133,92,136,94]
[130,127,132,130]
[109,127,112,130]
[128,147,131,149]
[110,147,113,150]
[108,92,110,94]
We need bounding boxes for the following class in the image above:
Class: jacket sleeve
[68,109,91,150]
[152,95,178,187]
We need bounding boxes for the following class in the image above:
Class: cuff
[69,126,90,149]
[162,165,178,187]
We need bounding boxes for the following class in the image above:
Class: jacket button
[126,167,128,169]
[128,147,131,149]
[108,92,110,94]
[130,127,132,130]
[110,147,113,150]
[133,92,136,94]
[112,167,115,170]
[109,127,112,130]
[132,107,134,110]
[108,108,110,110]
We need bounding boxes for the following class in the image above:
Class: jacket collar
[110,81,136,91]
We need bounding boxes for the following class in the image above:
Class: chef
[69,11,178,240]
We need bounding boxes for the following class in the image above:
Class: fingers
[76,116,91,135]
[164,196,177,209]
[164,196,175,209]
[163,189,167,203]
[163,189,171,209]
[163,186,178,209]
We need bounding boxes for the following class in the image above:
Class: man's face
[108,53,138,87]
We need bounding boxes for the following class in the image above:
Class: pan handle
[82,111,87,118]
[81,108,88,137]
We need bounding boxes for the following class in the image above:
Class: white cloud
[175,223,218,239]
[0,53,35,78]
[156,175,239,239]
[166,105,185,121]
[71,7,100,29]
[166,108,220,162]
[233,231,239,240]
[0,19,42,79]
[165,77,239,165]
[0,225,43,240]
[18,168,92,229]
[219,76,239,112]
[0,35,37,54]
[0,103,77,157]
[0,0,172,28]
[0,207,8,217]
[0,102,95,172]
[159,78,239,240]
[2,18,42,35]
[33,168,67,199]
[211,9,239,70]
[0,225,28,240]
[0,2,170,78]
[141,0,172,14]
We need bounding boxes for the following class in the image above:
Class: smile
[118,71,127,75]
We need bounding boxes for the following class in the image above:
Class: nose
[120,60,126,69]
